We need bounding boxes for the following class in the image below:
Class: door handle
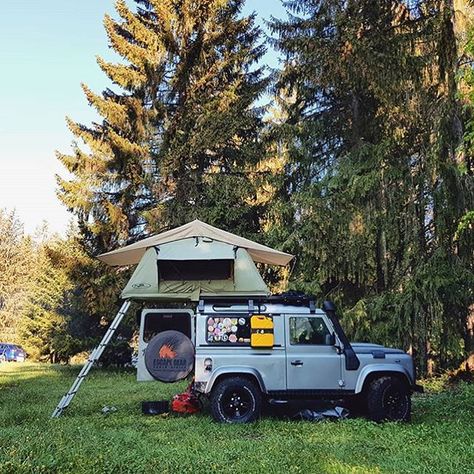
[291,360,303,366]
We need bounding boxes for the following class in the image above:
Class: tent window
[159,259,233,281]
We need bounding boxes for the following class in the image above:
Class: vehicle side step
[268,399,289,405]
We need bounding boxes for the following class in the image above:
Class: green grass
[0,363,473,474]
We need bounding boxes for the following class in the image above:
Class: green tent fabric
[98,219,293,267]
[121,238,270,301]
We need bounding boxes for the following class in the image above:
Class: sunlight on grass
[0,363,473,474]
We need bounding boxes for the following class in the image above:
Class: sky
[0,0,286,236]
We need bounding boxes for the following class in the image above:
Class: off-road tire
[210,376,262,423]
[345,394,367,417]
[367,376,411,422]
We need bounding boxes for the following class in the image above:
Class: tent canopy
[121,238,270,301]
[98,219,293,267]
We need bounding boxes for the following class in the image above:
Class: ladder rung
[51,300,131,418]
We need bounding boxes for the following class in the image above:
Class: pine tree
[57,0,267,254]
[18,231,128,363]
[271,0,474,373]
[0,209,33,343]
[19,240,72,362]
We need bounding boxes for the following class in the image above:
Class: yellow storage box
[250,315,274,348]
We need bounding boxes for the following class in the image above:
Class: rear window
[206,315,250,344]
[159,259,233,281]
[143,312,191,342]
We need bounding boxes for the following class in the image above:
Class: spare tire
[145,330,195,382]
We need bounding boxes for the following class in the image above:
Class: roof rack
[266,292,317,307]
[199,292,317,312]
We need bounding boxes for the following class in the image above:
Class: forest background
[1,0,473,376]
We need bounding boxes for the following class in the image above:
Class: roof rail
[199,292,317,308]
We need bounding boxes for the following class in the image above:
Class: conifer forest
[1,0,473,377]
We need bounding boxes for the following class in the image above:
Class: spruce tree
[18,230,130,363]
[57,0,267,254]
[272,0,474,373]
[0,210,33,343]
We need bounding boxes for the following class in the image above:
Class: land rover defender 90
[137,295,422,423]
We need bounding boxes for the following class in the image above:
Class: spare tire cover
[145,330,195,382]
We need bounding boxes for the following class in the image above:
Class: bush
[99,339,132,368]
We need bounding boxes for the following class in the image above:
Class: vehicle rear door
[137,309,195,382]
[285,314,342,390]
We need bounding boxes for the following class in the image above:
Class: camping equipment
[250,315,274,348]
[97,219,293,267]
[293,406,349,422]
[52,300,131,418]
[51,220,293,418]
[171,387,201,415]
[142,400,170,415]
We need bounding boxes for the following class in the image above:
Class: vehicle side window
[289,317,330,345]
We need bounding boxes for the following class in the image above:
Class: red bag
[171,385,201,414]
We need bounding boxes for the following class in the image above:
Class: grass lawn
[0,363,473,474]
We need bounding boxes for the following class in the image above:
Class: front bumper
[193,381,208,394]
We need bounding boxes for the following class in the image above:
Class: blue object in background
[0,344,26,362]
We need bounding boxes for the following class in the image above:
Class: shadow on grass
[1,364,473,473]
[3,362,472,425]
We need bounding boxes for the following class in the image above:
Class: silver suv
[137,296,422,423]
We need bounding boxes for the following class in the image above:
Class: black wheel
[210,376,262,423]
[345,394,367,417]
[367,376,411,422]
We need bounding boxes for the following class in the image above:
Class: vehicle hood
[350,342,405,356]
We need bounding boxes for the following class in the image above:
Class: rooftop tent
[97,219,293,267]
[98,220,294,302]
[120,238,270,301]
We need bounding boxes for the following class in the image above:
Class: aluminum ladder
[51,299,131,418]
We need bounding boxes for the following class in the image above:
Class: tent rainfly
[98,220,294,302]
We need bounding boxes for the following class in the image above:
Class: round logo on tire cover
[145,330,194,382]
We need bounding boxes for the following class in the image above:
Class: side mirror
[325,333,336,346]
[136,309,142,326]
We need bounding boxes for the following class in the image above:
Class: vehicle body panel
[284,314,343,390]
[195,312,286,393]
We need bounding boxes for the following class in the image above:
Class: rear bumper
[412,384,424,393]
